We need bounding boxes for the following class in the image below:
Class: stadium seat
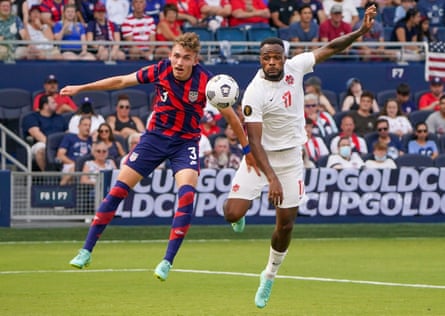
[381,6,396,27]
[376,89,396,106]
[72,91,112,117]
[45,132,66,171]
[246,27,278,42]
[400,131,438,153]
[395,153,434,168]
[434,153,445,167]
[322,90,338,111]
[333,110,353,127]
[0,88,32,131]
[110,89,151,118]
[75,153,93,172]
[338,91,347,108]
[408,110,433,127]
[438,135,445,153]
[215,27,248,55]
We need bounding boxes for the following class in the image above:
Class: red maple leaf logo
[232,184,240,192]
[285,75,294,85]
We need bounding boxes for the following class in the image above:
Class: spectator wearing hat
[319,4,352,43]
[22,94,68,171]
[419,76,444,111]
[68,97,106,136]
[86,3,126,61]
[323,0,359,27]
[304,75,336,115]
[200,111,221,137]
[33,74,78,114]
[342,77,379,113]
[27,5,62,60]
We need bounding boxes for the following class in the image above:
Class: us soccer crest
[129,152,139,162]
[189,91,198,102]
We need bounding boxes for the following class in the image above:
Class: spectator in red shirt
[40,0,68,27]
[418,76,444,111]
[166,0,200,28]
[319,4,352,42]
[33,74,78,114]
[200,111,221,137]
[229,0,270,28]
[198,0,231,31]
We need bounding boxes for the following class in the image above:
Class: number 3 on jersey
[282,91,292,108]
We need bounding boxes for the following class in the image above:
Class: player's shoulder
[194,62,213,78]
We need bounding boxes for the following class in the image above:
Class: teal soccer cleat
[255,270,274,308]
[69,249,92,269]
[231,216,245,233]
[154,259,172,281]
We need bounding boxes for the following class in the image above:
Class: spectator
[22,95,68,171]
[426,95,445,137]
[349,90,377,137]
[229,0,271,28]
[364,141,397,169]
[57,116,93,184]
[369,118,403,159]
[120,132,141,168]
[0,0,30,60]
[268,0,299,29]
[68,96,105,136]
[80,140,117,185]
[330,114,367,154]
[53,4,96,60]
[303,76,335,115]
[418,16,437,43]
[407,122,439,159]
[143,0,165,25]
[390,8,423,61]
[224,123,243,159]
[75,0,96,25]
[304,93,338,139]
[393,0,415,25]
[319,4,352,42]
[106,94,145,138]
[95,122,126,164]
[33,74,78,114]
[40,0,69,27]
[105,0,130,27]
[86,3,126,61]
[327,135,364,169]
[396,82,416,114]
[203,135,241,169]
[417,0,445,28]
[121,0,156,60]
[165,0,200,28]
[198,133,212,165]
[200,111,221,137]
[323,0,359,27]
[198,0,231,31]
[154,4,182,60]
[342,77,379,113]
[295,0,326,25]
[304,118,330,163]
[10,0,31,28]
[378,98,412,138]
[418,76,444,111]
[288,5,320,55]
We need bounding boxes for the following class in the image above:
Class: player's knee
[277,221,294,236]
[223,199,247,223]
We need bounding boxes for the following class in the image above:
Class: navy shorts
[123,131,200,177]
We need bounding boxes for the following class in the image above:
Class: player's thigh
[169,140,200,175]
[227,158,267,201]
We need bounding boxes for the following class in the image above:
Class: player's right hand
[268,177,283,207]
[60,85,81,96]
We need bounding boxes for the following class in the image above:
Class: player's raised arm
[313,5,377,64]
[60,72,140,96]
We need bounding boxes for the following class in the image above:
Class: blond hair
[174,32,201,55]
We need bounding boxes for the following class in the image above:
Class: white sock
[264,246,288,279]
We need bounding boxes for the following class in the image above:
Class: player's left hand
[359,5,377,35]
[245,152,261,176]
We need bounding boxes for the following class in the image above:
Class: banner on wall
[108,167,445,225]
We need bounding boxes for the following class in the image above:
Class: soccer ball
[205,74,240,109]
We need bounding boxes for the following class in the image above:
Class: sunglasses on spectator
[377,127,388,132]
[95,149,107,153]
[118,104,130,109]
[99,129,110,133]
[417,129,428,133]
[305,103,317,108]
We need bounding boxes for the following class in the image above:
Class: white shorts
[31,142,46,156]
[227,147,305,208]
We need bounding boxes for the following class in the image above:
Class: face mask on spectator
[339,146,351,159]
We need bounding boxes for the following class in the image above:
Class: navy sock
[164,185,195,264]
[83,180,130,252]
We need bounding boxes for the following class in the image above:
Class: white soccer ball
[205,74,240,109]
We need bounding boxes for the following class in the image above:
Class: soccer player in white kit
[223,5,377,309]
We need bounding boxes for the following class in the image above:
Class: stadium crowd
[1,0,444,61]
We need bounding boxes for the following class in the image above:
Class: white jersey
[242,52,315,151]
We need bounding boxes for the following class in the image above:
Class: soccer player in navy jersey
[61,32,259,281]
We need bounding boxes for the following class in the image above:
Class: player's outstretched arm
[218,106,260,176]
[313,5,377,64]
[60,72,139,96]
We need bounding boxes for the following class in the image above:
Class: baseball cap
[80,97,93,113]
[29,5,41,12]
[304,76,322,88]
[430,76,443,85]
[45,74,57,83]
[331,4,343,14]
[201,111,215,123]
[94,3,106,12]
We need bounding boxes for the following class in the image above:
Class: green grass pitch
[0,224,444,315]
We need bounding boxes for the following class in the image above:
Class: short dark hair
[298,4,312,14]
[163,3,178,14]
[376,118,389,127]
[39,95,49,110]
[361,90,374,100]
[396,83,410,96]
[260,37,284,49]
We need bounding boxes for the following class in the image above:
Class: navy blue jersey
[136,59,213,140]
